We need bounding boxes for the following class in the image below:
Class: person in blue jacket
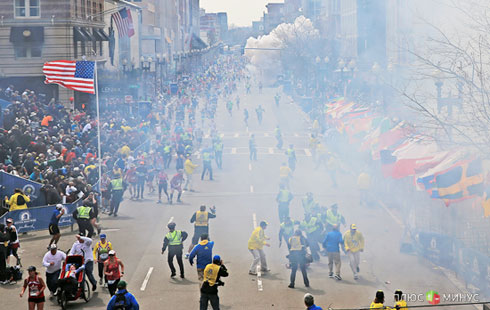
[189,233,214,281]
[106,280,139,310]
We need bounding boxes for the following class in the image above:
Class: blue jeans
[84,261,97,287]
[46,269,60,293]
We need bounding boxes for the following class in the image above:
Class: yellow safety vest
[166,230,183,246]
[302,198,315,214]
[302,217,318,234]
[111,178,123,190]
[326,209,342,226]
[195,211,209,227]
[278,190,290,203]
[395,300,407,309]
[77,206,91,220]
[288,236,303,251]
[203,152,211,161]
[203,263,221,286]
[287,149,294,157]
[280,222,294,237]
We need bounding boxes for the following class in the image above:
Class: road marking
[246,127,249,133]
[231,147,237,154]
[264,132,269,137]
[101,228,120,232]
[268,147,273,154]
[248,163,252,171]
[250,185,254,193]
[253,213,257,228]
[304,149,312,156]
[140,267,154,291]
[168,217,174,224]
[294,133,299,137]
[378,200,404,227]
[204,134,210,138]
[234,133,239,138]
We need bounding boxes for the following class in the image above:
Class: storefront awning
[191,34,207,50]
[73,27,89,41]
[10,27,44,44]
[80,27,95,41]
[93,28,109,41]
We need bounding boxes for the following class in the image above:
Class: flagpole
[94,61,103,187]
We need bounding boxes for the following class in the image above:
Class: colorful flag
[112,8,135,38]
[43,60,95,94]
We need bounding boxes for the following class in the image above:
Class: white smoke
[245,16,319,84]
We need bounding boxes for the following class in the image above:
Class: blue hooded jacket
[106,289,139,310]
[189,240,214,269]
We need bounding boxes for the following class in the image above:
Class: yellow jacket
[248,227,267,250]
[343,230,364,253]
[370,302,386,309]
[394,300,407,309]
[6,193,30,211]
[119,145,131,156]
[184,159,198,174]
[279,166,291,178]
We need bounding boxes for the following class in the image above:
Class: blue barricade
[0,171,46,207]
[0,200,82,233]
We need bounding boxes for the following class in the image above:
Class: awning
[10,27,44,44]
[165,35,172,44]
[93,28,109,41]
[191,34,207,50]
[80,27,95,41]
[73,27,89,41]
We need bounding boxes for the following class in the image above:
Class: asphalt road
[2,86,467,310]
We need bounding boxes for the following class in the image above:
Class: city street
[2,86,465,310]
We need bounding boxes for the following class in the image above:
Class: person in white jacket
[69,234,97,291]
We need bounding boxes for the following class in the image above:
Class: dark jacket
[200,264,228,295]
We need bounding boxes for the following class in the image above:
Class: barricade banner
[0,200,81,233]
[0,171,46,207]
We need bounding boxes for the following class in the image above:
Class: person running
[279,217,295,248]
[157,168,170,203]
[104,250,124,296]
[106,280,139,310]
[274,126,283,150]
[235,96,240,110]
[322,224,344,280]
[42,244,66,298]
[300,213,323,261]
[125,165,138,200]
[276,185,293,222]
[109,172,126,217]
[343,224,364,280]
[279,162,292,189]
[370,290,385,309]
[226,100,233,116]
[6,218,21,266]
[72,200,95,238]
[274,93,280,107]
[285,144,297,172]
[287,230,310,289]
[249,134,257,161]
[324,203,346,232]
[48,204,64,248]
[189,234,214,281]
[184,156,198,192]
[20,266,46,310]
[213,139,223,169]
[169,169,184,204]
[200,255,228,310]
[161,222,188,278]
[255,105,264,125]
[201,147,214,181]
[93,234,113,287]
[243,108,249,126]
[258,81,263,94]
[135,161,147,200]
[248,221,270,275]
[301,192,318,216]
[69,234,97,291]
[187,205,217,254]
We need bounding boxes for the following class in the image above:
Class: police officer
[213,139,223,169]
[249,134,257,161]
[200,255,228,310]
[279,217,295,248]
[274,125,283,150]
[161,222,188,278]
[108,172,125,217]
[300,213,323,261]
[163,143,173,169]
[72,200,95,237]
[302,192,318,216]
[285,144,297,171]
[201,147,214,181]
[287,230,309,289]
[187,205,217,254]
[275,185,293,222]
[324,204,346,231]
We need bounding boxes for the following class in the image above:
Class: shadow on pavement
[169,278,199,285]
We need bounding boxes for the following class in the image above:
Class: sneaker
[328,272,334,278]
[99,278,103,285]
[97,227,102,235]
[261,268,270,272]
[334,275,342,281]
[248,271,257,275]
[184,253,190,259]
[177,199,182,203]
[305,283,310,287]
[288,284,294,288]
[103,283,108,288]
[92,283,97,291]
[354,275,359,280]
[180,274,185,279]
[356,266,360,273]
[171,273,176,278]
[157,200,162,204]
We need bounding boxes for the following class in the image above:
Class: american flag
[112,8,135,38]
[43,60,96,94]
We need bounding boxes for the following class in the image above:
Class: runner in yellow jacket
[248,221,270,275]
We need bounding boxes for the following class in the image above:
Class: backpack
[16,195,26,205]
[113,292,128,310]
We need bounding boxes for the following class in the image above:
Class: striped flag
[43,60,96,94]
[112,8,135,38]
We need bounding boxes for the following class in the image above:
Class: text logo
[426,290,441,305]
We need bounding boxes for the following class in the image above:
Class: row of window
[14,0,103,20]
[14,42,104,59]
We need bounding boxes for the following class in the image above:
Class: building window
[81,0,86,19]
[74,0,78,18]
[14,45,42,58]
[14,0,40,18]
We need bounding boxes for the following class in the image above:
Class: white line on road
[248,163,252,171]
[264,132,269,137]
[294,133,299,137]
[168,217,174,224]
[204,134,210,138]
[378,200,404,227]
[250,185,254,193]
[304,149,312,156]
[231,147,237,154]
[140,267,154,291]
[246,127,249,133]
[234,133,239,138]
[268,147,274,154]
[253,213,257,228]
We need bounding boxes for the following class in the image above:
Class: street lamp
[140,56,153,100]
